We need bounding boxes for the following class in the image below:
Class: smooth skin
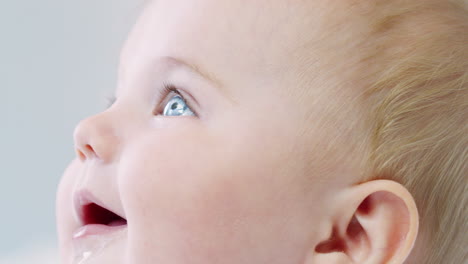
[57,0,419,263]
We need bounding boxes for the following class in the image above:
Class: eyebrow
[110,55,235,109]
[164,56,222,88]
[161,56,236,104]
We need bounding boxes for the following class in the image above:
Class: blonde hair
[357,1,467,263]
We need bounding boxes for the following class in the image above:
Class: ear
[305,180,419,264]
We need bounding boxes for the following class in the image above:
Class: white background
[0,0,144,262]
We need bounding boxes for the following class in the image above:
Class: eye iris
[163,95,195,117]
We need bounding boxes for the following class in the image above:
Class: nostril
[85,144,95,156]
[77,149,86,161]
[77,144,96,161]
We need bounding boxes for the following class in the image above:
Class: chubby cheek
[118,125,314,264]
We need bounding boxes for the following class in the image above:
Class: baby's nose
[73,112,119,163]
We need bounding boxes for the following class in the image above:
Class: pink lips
[73,223,127,239]
[74,190,105,225]
[71,189,128,263]
[73,190,128,240]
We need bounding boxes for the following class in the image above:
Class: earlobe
[306,180,419,264]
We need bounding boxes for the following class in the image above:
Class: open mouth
[82,203,127,227]
[73,191,128,239]
[72,191,128,262]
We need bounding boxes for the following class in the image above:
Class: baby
[56,0,468,263]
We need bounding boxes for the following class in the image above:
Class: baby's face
[57,0,363,263]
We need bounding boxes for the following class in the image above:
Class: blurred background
[0,0,144,262]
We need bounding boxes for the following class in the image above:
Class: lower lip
[73,224,127,239]
[72,224,127,263]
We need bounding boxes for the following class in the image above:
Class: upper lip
[74,189,127,227]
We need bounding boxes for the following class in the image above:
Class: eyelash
[104,82,196,116]
[156,82,195,116]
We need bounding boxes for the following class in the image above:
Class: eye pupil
[171,102,178,110]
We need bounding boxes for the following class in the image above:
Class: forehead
[118,0,333,88]
[116,0,374,113]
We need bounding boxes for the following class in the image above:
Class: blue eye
[163,94,195,116]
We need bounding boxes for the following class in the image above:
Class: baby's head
[56,0,468,263]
